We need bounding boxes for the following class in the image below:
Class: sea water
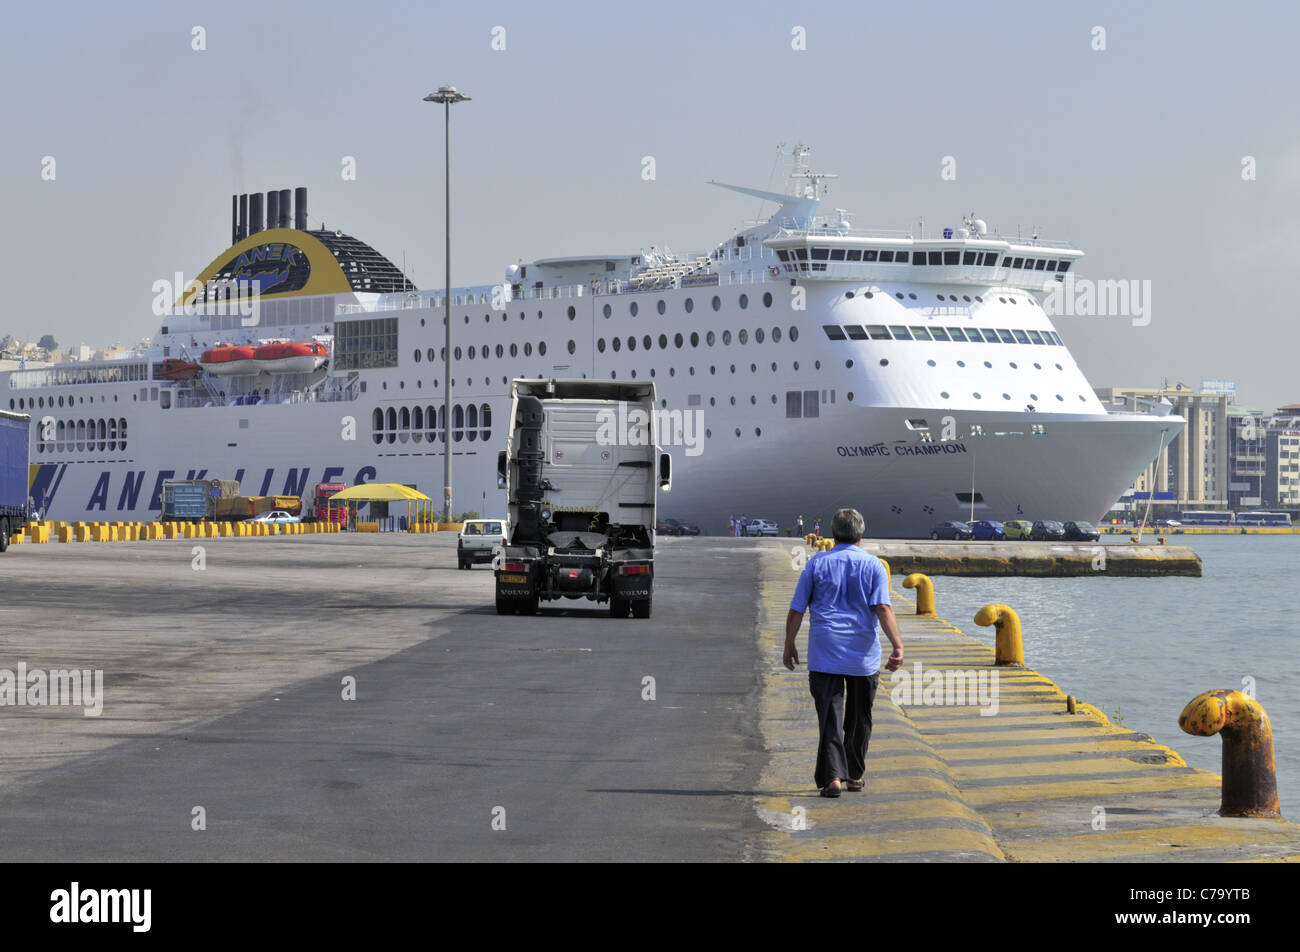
[905,535,1299,818]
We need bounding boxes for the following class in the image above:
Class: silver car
[745,519,780,537]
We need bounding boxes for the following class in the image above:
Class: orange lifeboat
[199,344,256,376]
[159,358,200,380]
[252,341,329,374]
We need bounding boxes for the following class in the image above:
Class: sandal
[845,778,865,792]
[819,779,842,798]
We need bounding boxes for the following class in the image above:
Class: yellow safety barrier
[975,603,1024,666]
[1179,690,1280,817]
[902,573,935,615]
[8,531,23,545]
[356,522,380,533]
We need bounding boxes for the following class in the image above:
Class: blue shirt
[790,544,890,676]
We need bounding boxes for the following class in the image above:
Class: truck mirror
[658,452,672,492]
[497,450,507,489]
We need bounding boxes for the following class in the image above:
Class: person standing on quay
[783,508,904,797]
[796,514,805,536]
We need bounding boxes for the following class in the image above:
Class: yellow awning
[326,483,431,502]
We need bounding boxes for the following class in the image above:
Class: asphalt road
[0,534,768,861]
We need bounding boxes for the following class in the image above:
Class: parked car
[458,518,508,569]
[929,521,972,540]
[1063,521,1101,542]
[969,520,1005,541]
[1003,519,1035,540]
[656,518,701,536]
[745,519,780,537]
[249,510,300,524]
[1030,520,1066,541]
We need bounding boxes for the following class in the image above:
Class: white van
[458,518,508,570]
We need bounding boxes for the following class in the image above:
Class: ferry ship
[4,148,1182,536]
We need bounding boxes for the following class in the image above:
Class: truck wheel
[609,596,630,618]
[632,598,652,619]
[495,597,513,615]
[0,518,8,552]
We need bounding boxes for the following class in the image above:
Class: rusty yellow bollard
[975,603,1024,666]
[877,557,891,589]
[1179,690,1280,818]
[902,573,935,615]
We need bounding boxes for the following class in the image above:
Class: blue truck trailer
[161,480,213,522]
[0,410,31,553]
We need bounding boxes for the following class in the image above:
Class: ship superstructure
[4,147,1181,535]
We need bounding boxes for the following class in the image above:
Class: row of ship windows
[602,293,775,319]
[415,341,562,363]
[607,359,825,380]
[825,324,1064,345]
[11,394,118,410]
[371,404,493,445]
[778,247,1073,271]
[34,418,129,453]
[598,326,800,353]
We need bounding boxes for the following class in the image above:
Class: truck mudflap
[494,546,541,615]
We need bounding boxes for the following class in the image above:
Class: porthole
[710,366,716,375]
[1055,363,1063,371]
[496,344,503,358]
[730,396,736,406]
[630,302,639,317]
[926,359,936,367]
[627,337,636,351]
[847,392,854,401]
[1003,393,1011,400]
[568,340,576,354]
[846,291,855,299]
[957,360,966,367]
[1030,393,1039,401]
[603,304,612,318]
[657,300,666,315]
[734,428,741,437]
[510,343,519,357]
[524,342,532,356]
[567,306,576,320]
[690,332,699,347]
[770,362,777,371]
[537,310,543,319]
[755,427,762,437]
[427,347,435,362]
[597,338,606,353]
[710,397,716,406]
[880,359,889,367]
[712,296,721,312]
[612,338,621,352]
[814,360,821,369]
[940,391,949,399]
[984,361,992,368]
[846,359,854,368]
[659,334,668,349]
[722,330,732,345]
[643,335,652,350]
[738,329,748,345]
[1009,362,1018,369]
[975,296,983,302]
[685,298,694,313]
[464,315,470,324]
[1056,394,1064,401]
[864,291,874,299]
[772,327,781,342]
[771,394,778,404]
[789,326,798,342]
[650,369,656,377]
[973,392,982,399]
[631,370,637,378]
[762,292,773,307]
[454,347,462,360]
[895,292,904,300]
[484,314,490,324]
[937,294,946,301]
[755,328,765,343]
[1009,297,1017,304]
[793,361,799,370]
[706,429,712,438]
[750,364,756,373]
[706,331,716,346]
[1079,395,1087,401]
[674,333,683,348]
[1034,362,1042,370]
[689,367,695,375]
[729,364,736,374]
[908,293,917,299]
[998,297,1007,303]
[962,295,971,302]
[539,341,547,356]
[739,294,749,309]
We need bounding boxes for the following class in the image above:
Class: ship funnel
[294,187,307,230]
[239,193,249,241]
[231,195,238,246]
[278,189,291,229]
[250,193,264,235]
[266,190,280,234]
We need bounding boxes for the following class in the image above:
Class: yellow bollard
[975,603,1024,666]
[902,573,935,615]
[877,557,891,589]
[1179,690,1280,818]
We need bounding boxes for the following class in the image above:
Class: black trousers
[809,670,879,789]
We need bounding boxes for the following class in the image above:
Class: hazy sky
[3,0,1298,410]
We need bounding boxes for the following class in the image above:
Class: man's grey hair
[831,508,865,543]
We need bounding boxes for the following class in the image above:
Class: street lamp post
[424,84,470,523]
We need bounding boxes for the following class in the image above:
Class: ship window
[630,302,639,317]
[829,249,846,261]
[913,253,927,266]
[1051,333,1064,345]
[803,390,819,418]
[738,330,748,345]
[943,250,959,265]
[684,297,694,313]
[603,304,612,318]
[722,330,733,345]
[763,292,773,307]
[864,250,879,261]
[895,252,909,263]
[706,331,715,346]
[1058,261,1071,273]
[771,327,780,342]
[822,325,846,340]
[888,326,912,340]
[1027,330,1045,344]
[712,296,722,311]
[776,250,790,262]
[642,335,652,350]
[955,492,985,504]
[789,327,798,341]
[845,325,868,341]
[880,359,890,366]
[612,338,621,352]
[1013,329,1031,344]
[895,292,904,300]
[846,249,862,261]
[539,341,547,356]
[1012,257,1024,269]
[657,300,666,315]
[978,328,998,343]
[963,251,976,265]
[674,333,684,348]
[929,251,942,265]
[997,329,1015,344]
[878,250,894,262]
[453,403,464,442]
[690,332,699,346]
[930,327,951,342]
[739,294,749,309]
[1035,259,1047,271]
[794,249,808,260]
[625,337,635,351]
[811,247,830,261]
[909,326,932,341]
[334,317,398,371]
[597,338,606,352]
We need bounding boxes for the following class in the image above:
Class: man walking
[783,508,903,797]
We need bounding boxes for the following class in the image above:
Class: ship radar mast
[788,143,837,200]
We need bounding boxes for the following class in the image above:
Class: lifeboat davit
[159,358,200,380]
[199,345,256,376]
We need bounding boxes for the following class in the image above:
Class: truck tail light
[619,564,650,575]
[504,562,529,572]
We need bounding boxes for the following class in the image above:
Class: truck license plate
[500,573,527,584]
